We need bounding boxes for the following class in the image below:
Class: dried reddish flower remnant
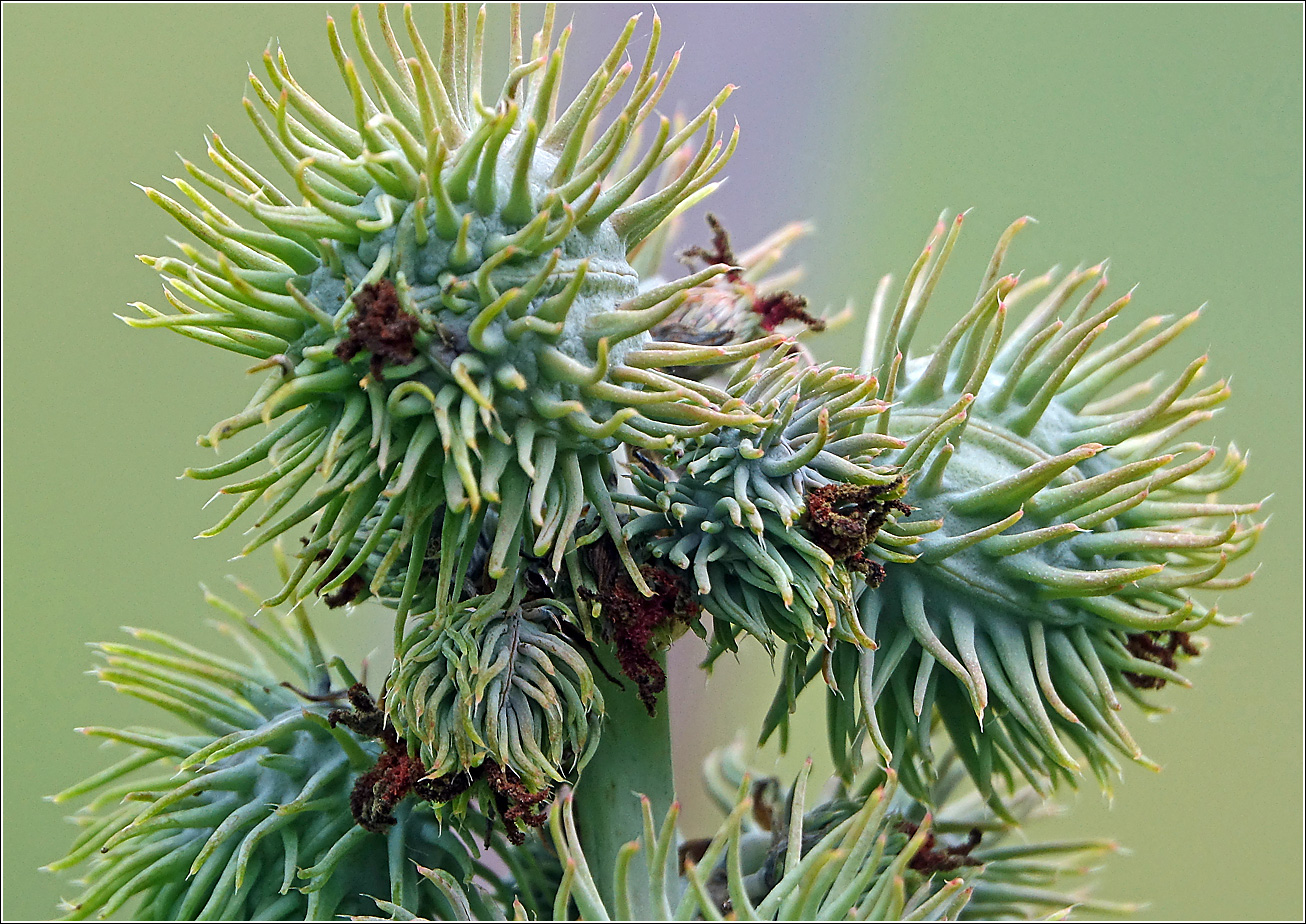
[1123,631,1202,689]
[897,821,983,873]
[329,684,429,832]
[675,214,825,335]
[417,759,551,847]
[805,480,909,586]
[752,290,826,332]
[334,279,420,379]
[680,213,742,280]
[585,544,700,715]
[480,759,552,845]
[330,684,551,844]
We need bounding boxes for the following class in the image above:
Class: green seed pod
[625,348,906,660]
[125,5,770,621]
[46,586,486,921]
[837,214,1262,798]
[387,598,603,795]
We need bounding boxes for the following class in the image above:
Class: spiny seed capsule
[125,6,771,625]
[624,348,908,661]
[385,598,603,798]
[47,585,485,921]
[803,214,1262,800]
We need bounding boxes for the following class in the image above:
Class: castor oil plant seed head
[47,582,496,921]
[125,4,773,623]
[826,213,1263,800]
[385,596,603,797]
[623,346,909,662]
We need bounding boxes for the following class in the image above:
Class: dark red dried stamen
[805,480,908,587]
[752,290,826,332]
[1122,630,1201,689]
[329,683,552,843]
[583,544,699,716]
[329,684,428,832]
[896,821,983,873]
[334,279,420,379]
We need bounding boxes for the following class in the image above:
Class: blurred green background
[3,4,1300,919]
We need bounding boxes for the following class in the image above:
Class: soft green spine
[125,5,760,636]
[798,214,1262,801]
[46,586,489,920]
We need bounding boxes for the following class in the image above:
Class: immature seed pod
[387,598,603,795]
[830,214,1262,797]
[47,586,486,921]
[624,348,907,660]
[125,6,769,622]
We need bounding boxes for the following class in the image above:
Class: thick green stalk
[574,649,676,916]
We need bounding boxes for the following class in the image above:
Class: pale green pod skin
[820,214,1262,801]
[125,5,767,623]
[386,599,603,793]
[47,587,489,921]
[624,348,907,661]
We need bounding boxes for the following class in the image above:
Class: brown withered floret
[334,279,420,379]
[1122,630,1201,689]
[582,542,700,716]
[414,763,550,848]
[480,759,552,846]
[327,684,552,843]
[416,759,551,847]
[328,684,428,832]
[680,213,742,280]
[752,290,826,333]
[805,479,909,588]
[896,821,983,873]
[675,214,826,334]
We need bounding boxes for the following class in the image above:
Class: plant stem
[574,649,676,916]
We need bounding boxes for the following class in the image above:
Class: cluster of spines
[155,7,738,258]
[531,743,1125,921]
[124,4,778,626]
[386,598,604,793]
[623,348,906,659]
[46,580,486,921]
[834,213,1263,797]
